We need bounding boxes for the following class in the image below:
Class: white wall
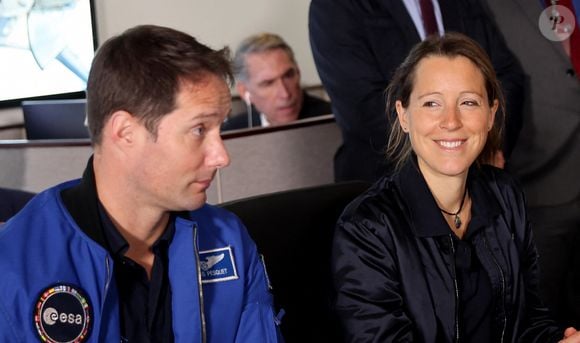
[95,0,318,85]
[0,0,318,127]
[0,118,340,203]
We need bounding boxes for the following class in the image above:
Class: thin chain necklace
[439,187,468,229]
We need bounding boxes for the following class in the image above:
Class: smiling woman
[394,55,498,186]
[331,33,580,342]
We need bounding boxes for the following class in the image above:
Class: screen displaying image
[0,0,96,106]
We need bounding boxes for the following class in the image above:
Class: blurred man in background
[222,32,331,131]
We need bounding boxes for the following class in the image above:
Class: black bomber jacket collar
[60,156,107,247]
[394,156,502,238]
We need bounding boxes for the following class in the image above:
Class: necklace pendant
[454,215,462,229]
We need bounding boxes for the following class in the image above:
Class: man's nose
[206,136,230,169]
[275,79,291,99]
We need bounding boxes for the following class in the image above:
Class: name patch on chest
[199,246,239,283]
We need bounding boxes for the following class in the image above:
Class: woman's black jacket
[332,161,564,342]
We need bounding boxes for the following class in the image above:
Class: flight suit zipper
[102,256,115,342]
[193,224,207,343]
[104,255,113,296]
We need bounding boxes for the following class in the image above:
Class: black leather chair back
[221,181,370,343]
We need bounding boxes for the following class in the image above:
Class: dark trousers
[530,200,580,328]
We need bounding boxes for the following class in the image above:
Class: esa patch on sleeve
[199,246,239,283]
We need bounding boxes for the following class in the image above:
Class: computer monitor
[22,99,90,140]
[0,0,98,108]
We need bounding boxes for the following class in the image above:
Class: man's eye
[193,126,205,136]
[284,69,297,79]
[259,80,275,88]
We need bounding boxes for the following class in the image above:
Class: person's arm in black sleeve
[309,0,392,158]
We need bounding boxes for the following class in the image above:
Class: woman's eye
[462,100,479,106]
[422,101,438,107]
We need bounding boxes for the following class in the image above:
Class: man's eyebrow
[191,108,231,120]
[190,112,220,121]
[258,78,275,85]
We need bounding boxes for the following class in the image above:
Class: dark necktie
[420,0,438,37]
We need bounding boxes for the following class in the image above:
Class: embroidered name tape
[34,284,92,343]
[199,246,238,283]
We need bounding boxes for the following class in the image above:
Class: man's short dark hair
[86,25,233,145]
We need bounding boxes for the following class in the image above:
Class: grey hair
[233,32,296,82]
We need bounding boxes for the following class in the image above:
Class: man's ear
[107,110,137,145]
[236,83,250,105]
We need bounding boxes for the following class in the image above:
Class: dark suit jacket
[0,188,35,222]
[484,0,580,207]
[221,92,332,131]
[309,0,524,182]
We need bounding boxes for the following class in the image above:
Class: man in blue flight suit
[0,25,282,342]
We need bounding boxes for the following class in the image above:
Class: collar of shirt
[259,112,271,127]
[96,201,176,258]
[401,0,445,39]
